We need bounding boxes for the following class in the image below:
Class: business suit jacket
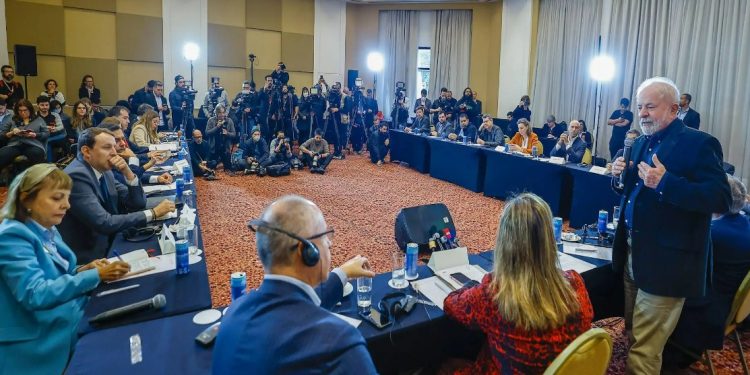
[412,115,430,133]
[0,219,100,375]
[682,108,701,130]
[78,86,101,104]
[145,92,170,128]
[611,119,731,298]
[477,124,505,147]
[59,158,148,264]
[551,137,587,163]
[444,124,478,143]
[213,275,377,374]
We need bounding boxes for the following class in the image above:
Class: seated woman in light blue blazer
[0,164,131,375]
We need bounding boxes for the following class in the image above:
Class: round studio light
[183,42,200,61]
[367,52,384,73]
[589,55,615,82]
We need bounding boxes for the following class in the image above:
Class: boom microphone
[619,138,635,187]
[89,294,167,325]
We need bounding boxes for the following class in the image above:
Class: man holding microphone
[610,77,730,374]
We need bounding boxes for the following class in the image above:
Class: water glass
[356,277,373,312]
[613,206,621,228]
[390,252,407,289]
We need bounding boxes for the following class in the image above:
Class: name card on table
[159,223,176,254]
[173,159,189,174]
[427,247,469,272]
[549,156,566,165]
[589,166,609,175]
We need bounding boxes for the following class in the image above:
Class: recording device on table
[88,294,167,325]
[580,209,614,247]
[360,292,417,329]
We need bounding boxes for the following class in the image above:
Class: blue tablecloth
[482,149,570,217]
[77,160,212,335]
[67,309,219,375]
[567,165,621,228]
[389,130,430,173]
[427,138,486,193]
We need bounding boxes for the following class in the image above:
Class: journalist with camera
[300,129,333,174]
[325,83,344,159]
[203,76,228,118]
[269,129,293,166]
[349,85,369,154]
[231,80,259,143]
[168,75,197,134]
[240,127,271,176]
[205,104,236,173]
[271,62,289,86]
[275,84,298,142]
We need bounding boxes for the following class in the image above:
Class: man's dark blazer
[212,274,377,374]
[59,157,148,264]
[611,119,731,298]
[551,136,587,163]
[683,108,701,130]
[144,93,170,128]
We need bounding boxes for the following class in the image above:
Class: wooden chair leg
[705,350,716,375]
[735,330,750,375]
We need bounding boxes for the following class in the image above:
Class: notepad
[108,250,156,277]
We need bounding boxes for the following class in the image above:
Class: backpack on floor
[266,162,291,177]
[231,149,244,171]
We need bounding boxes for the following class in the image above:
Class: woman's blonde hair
[0,164,72,222]
[71,100,92,132]
[140,110,160,140]
[490,193,580,331]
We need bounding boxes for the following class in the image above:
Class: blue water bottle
[175,178,185,204]
[597,210,608,244]
[531,145,538,159]
[183,164,193,184]
[553,217,563,245]
[231,272,247,301]
[175,227,190,275]
[405,243,418,280]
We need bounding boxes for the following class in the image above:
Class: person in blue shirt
[445,113,477,143]
[213,195,378,374]
[607,97,634,160]
[0,163,130,375]
[550,120,587,163]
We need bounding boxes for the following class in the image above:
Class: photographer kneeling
[269,130,293,165]
[240,128,272,176]
[299,129,332,174]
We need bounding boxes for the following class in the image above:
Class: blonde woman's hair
[490,193,580,331]
[141,110,160,139]
[71,100,92,132]
[0,164,72,222]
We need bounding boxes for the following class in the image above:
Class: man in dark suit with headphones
[213,195,377,374]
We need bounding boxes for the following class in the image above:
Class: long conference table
[390,130,621,228]
[67,138,622,375]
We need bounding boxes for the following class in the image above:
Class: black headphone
[247,219,320,267]
[377,292,416,325]
[123,225,160,242]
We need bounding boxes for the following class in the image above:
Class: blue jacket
[0,219,100,375]
[213,274,377,374]
[58,157,148,264]
[551,137,587,163]
[611,119,731,297]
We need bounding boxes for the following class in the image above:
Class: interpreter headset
[377,292,416,325]
[247,219,320,267]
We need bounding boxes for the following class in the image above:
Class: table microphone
[89,294,167,325]
[619,138,635,186]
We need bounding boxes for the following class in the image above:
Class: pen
[112,250,124,262]
[96,284,140,297]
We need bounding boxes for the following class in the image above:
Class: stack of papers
[411,264,487,310]
[562,243,612,261]
[557,252,597,273]
[149,143,178,152]
[143,182,176,194]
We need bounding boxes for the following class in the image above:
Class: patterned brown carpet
[1,154,747,373]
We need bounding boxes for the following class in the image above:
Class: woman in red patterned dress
[444,193,594,374]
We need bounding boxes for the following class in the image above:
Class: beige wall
[345,2,502,115]
[5,0,164,106]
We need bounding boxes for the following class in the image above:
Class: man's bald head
[256,195,325,270]
[192,129,202,137]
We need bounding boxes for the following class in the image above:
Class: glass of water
[356,277,373,313]
[613,206,621,228]
[390,251,407,289]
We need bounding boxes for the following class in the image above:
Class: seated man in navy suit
[445,113,477,143]
[663,176,750,369]
[550,120,587,163]
[213,195,378,374]
[58,127,176,263]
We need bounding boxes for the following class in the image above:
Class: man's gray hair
[727,175,748,215]
[255,195,323,270]
[636,76,680,105]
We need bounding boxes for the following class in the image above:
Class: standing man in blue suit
[678,93,701,130]
[58,127,175,264]
[610,77,731,374]
[213,195,378,374]
[550,120,587,163]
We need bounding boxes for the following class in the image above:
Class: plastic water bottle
[183,164,193,184]
[178,146,187,161]
[405,243,418,279]
[531,145,538,159]
[175,178,185,204]
[553,217,563,245]
[175,227,190,275]
[231,272,247,301]
[597,210,608,244]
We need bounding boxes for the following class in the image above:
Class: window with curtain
[416,47,431,94]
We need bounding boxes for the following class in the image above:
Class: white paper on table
[149,143,178,152]
[589,166,609,175]
[155,211,178,221]
[332,313,362,328]
[150,165,176,173]
[410,276,451,310]
[434,264,488,290]
[106,253,203,283]
[558,252,597,273]
[159,224,176,254]
[562,242,612,261]
[143,182,176,194]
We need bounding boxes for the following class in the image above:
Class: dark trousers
[301,153,332,171]
[209,146,232,171]
[0,144,46,170]
[297,116,312,142]
[336,122,348,155]
[324,116,339,154]
[370,145,389,163]
[237,156,271,170]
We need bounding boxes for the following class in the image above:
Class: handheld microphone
[442,228,456,248]
[619,138,634,187]
[89,294,167,325]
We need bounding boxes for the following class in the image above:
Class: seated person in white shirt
[550,120,587,163]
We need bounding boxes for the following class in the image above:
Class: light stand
[248,53,256,86]
[588,37,615,160]
[366,51,384,105]
[183,42,200,90]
